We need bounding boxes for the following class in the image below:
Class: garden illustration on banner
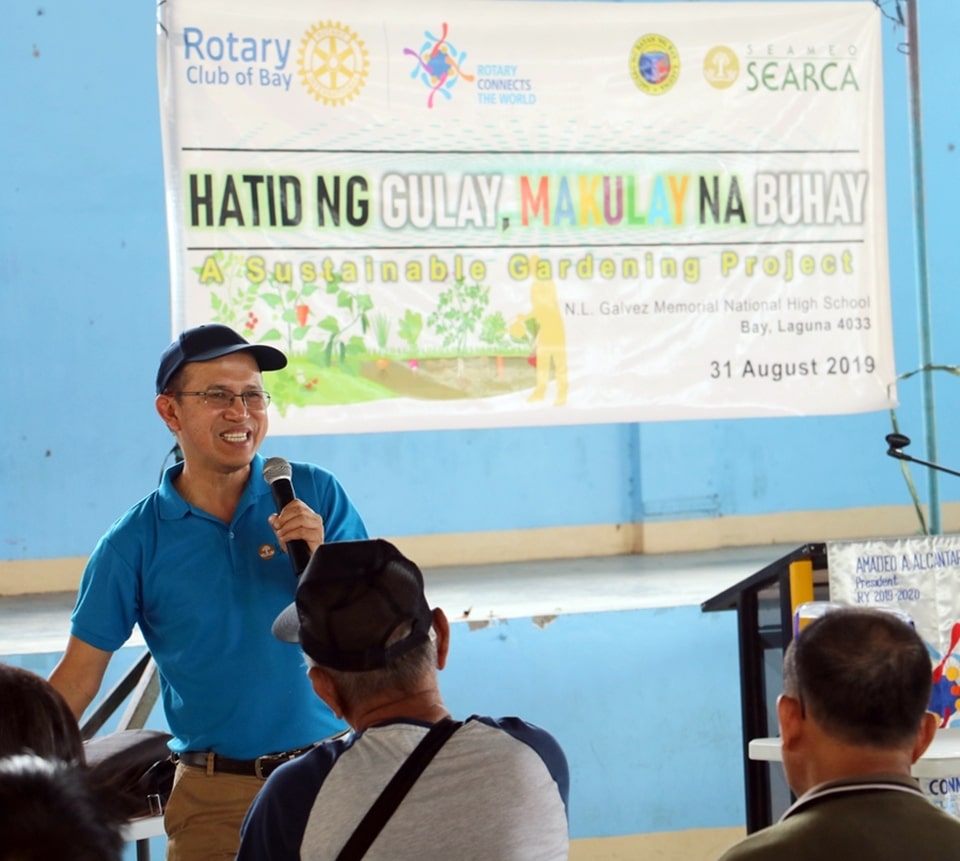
[195,251,569,415]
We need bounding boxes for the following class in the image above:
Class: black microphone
[884,433,960,478]
[262,456,313,576]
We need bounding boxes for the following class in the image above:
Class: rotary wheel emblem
[298,21,370,105]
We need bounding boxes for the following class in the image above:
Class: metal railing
[81,650,163,861]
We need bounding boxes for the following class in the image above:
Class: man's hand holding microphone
[264,457,323,576]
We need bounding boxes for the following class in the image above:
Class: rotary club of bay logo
[298,20,370,105]
[628,33,680,96]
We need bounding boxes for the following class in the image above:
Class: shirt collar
[157,452,271,521]
[158,460,188,520]
[781,773,924,821]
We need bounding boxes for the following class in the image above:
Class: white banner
[158,1,896,435]
[828,536,960,815]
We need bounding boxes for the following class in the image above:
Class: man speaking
[50,324,368,860]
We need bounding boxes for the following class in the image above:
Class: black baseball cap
[272,539,434,672]
[155,324,287,394]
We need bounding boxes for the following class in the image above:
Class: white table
[123,815,165,860]
[749,727,960,778]
[123,815,165,842]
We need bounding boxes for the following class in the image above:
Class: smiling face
[156,352,269,477]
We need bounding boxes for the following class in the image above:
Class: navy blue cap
[156,324,286,394]
[272,540,433,672]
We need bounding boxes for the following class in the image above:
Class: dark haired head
[783,607,932,748]
[0,754,125,861]
[0,664,85,765]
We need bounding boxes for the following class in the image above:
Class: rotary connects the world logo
[298,20,370,105]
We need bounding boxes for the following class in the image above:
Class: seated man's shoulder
[467,716,565,757]
[717,827,792,861]
[468,715,556,739]
[462,716,569,794]
[717,811,839,861]
[719,791,960,860]
[264,732,355,792]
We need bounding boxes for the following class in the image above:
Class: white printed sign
[158,1,896,434]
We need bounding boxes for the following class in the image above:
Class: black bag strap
[335,718,462,861]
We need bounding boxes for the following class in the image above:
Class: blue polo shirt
[71,453,368,758]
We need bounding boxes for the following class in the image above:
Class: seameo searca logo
[703,45,739,89]
[744,41,860,92]
[298,20,370,105]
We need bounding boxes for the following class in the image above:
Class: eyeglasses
[173,388,272,410]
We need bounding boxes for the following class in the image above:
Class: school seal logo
[629,33,680,96]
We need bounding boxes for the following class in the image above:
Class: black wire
[872,0,906,28]
[158,443,184,486]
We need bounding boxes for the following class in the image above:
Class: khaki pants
[164,762,264,861]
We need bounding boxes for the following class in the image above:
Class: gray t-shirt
[238,716,570,860]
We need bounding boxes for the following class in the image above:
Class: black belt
[176,742,318,779]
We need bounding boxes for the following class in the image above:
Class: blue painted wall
[1,603,744,851]
[3,1,959,563]
[4,5,957,856]
[444,608,745,837]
